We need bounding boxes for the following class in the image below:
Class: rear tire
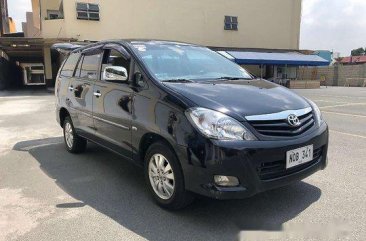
[144,141,194,210]
[63,116,87,154]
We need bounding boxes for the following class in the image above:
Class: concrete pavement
[0,87,365,241]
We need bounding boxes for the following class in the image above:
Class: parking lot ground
[0,87,365,241]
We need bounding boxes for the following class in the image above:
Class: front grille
[248,111,315,137]
[258,146,323,180]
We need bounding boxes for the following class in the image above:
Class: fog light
[214,175,239,187]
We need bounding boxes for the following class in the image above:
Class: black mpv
[55,40,328,210]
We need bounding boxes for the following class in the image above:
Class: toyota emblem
[287,114,301,127]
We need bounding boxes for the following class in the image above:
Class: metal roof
[219,51,330,66]
[340,56,366,64]
[0,37,75,62]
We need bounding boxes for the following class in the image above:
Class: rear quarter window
[60,52,81,77]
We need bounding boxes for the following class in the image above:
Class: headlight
[307,99,323,126]
[185,107,257,141]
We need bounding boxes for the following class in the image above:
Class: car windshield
[132,43,253,81]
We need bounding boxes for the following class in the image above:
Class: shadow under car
[13,137,322,241]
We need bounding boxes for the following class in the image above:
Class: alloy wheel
[148,154,175,200]
[65,122,74,148]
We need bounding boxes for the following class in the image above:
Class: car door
[68,46,103,137]
[92,44,133,159]
[57,52,80,112]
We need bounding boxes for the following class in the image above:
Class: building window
[224,16,238,31]
[47,10,61,20]
[76,3,100,21]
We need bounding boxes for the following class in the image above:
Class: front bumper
[176,123,329,199]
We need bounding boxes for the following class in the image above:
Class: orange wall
[8,17,16,33]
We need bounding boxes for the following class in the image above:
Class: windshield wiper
[162,79,194,83]
[216,76,253,81]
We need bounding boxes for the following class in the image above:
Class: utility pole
[0,0,9,36]
[0,0,3,36]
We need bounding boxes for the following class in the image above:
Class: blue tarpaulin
[218,51,330,66]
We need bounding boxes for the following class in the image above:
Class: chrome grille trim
[245,107,312,121]
[246,107,315,137]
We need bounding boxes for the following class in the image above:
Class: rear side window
[80,53,102,80]
[60,52,81,77]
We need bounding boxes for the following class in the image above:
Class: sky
[6,0,366,57]
[7,0,32,32]
[301,0,366,56]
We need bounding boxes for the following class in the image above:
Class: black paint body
[55,40,328,199]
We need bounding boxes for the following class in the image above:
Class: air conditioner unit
[20,63,46,85]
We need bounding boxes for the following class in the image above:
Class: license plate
[286,145,313,169]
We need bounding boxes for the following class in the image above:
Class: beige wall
[298,64,366,86]
[42,0,302,49]
[40,0,62,20]
[22,22,28,36]
[42,19,66,38]
[31,0,40,29]
[22,0,41,37]
[43,46,52,80]
[23,12,41,37]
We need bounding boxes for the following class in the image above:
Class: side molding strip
[93,116,130,130]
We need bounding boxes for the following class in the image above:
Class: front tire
[144,142,194,210]
[63,116,87,153]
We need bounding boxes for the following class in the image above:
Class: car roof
[69,39,199,53]
[106,39,199,48]
[123,39,196,46]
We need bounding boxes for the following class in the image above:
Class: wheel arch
[139,133,178,164]
[59,107,70,127]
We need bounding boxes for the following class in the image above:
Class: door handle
[93,91,102,98]
[68,86,74,91]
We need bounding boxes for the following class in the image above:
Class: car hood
[163,79,310,121]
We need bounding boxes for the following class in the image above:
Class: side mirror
[132,72,144,87]
[103,66,128,82]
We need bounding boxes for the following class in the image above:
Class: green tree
[351,47,365,56]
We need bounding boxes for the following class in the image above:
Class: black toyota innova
[55,40,328,210]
